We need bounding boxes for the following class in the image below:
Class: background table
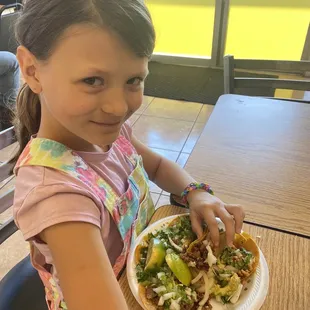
[119,206,310,310]
[184,95,310,236]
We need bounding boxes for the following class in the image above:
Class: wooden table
[184,95,310,236]
[119,95,310,309]
[119,206,310,310]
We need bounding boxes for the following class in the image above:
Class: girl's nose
[100,88,128,117]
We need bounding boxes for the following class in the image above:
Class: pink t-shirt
[13,122,135,275]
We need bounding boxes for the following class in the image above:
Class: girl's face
[29,24,149,150]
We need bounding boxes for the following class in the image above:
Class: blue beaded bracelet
[181,182,214,207]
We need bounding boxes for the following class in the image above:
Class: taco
[218,232,260,281]
[166,216,197,251]
[134,215,260,309]
[181,228,223,271]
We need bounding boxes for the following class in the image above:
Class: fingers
[190,211,203,238]
[202,209,220,247]
[216,206,236,247]
[225,204,245,234]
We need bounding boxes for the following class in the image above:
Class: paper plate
[127,214,269,310]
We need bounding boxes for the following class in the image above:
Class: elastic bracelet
[181,182,214,207]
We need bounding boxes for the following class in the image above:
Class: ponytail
[10,83,41,167]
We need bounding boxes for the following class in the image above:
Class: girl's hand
[187,190,245,247]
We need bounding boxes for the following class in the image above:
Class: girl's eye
[127,77,143,86]
[83,77,104,87]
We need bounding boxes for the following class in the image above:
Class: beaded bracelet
[181,182,214,207]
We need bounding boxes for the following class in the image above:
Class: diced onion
[199,272,210,306]
[168,236,183,252]
[191,271,204,284]
[158,296,164,306]
[185,288,192,296]
[166,248,173,254]
[216,295,221,303]
[230,284,243,304]
[188,261,196,267]
[157,272,165,280]
[170,299,180,310]
[203,240,210,246]
[226,265,238,272]
[206,245,217,267]
[163,292,176,300]
[153,286,166,294]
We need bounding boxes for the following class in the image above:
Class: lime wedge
[165,252,192,286]
[145,238,166,271]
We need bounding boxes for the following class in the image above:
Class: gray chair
[0,255,47,310]
[0,3,22,53]
[0,127,16,246]
[223,55,310,102]
[0,127,47,310]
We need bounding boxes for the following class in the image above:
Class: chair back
[0,126,17,245]
[223,55,310,102]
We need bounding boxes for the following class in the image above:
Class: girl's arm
[41,222,128,310]
[132,135,245,247]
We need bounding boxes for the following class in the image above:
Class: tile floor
[0,96,214,280]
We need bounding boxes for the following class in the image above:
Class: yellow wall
[146,0,215,56]
[147,0,310,60]
[226,1,310,60]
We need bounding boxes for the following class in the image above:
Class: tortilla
[167,216,182,228]
[234,232,260,276]
[186,230,259,278]
[135,243,158,309]
[139,286,158,310]
[135,244,144,265]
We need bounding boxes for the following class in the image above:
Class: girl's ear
[16,46,42,94]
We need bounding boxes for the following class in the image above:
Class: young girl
[12,1,245,309]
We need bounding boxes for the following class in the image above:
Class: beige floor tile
[149,148,179,197]
[133,116,193,152]
[149,181,162,194]
[0,142,18,163]
[156,194,171,209]
[144,98,202,121]
[182,122,205,154]
[197,104,214,123]
[176,153,190,168]
[161,153,190,196]
[150,148,179,162]
[0,230,29,280]
[129,114,140,125]
[148,149,179,194]
[150,192,160,206]
[136,96,154,114]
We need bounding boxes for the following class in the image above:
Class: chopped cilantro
[219,247,253,270]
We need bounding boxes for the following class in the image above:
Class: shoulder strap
[15,138,119,211]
